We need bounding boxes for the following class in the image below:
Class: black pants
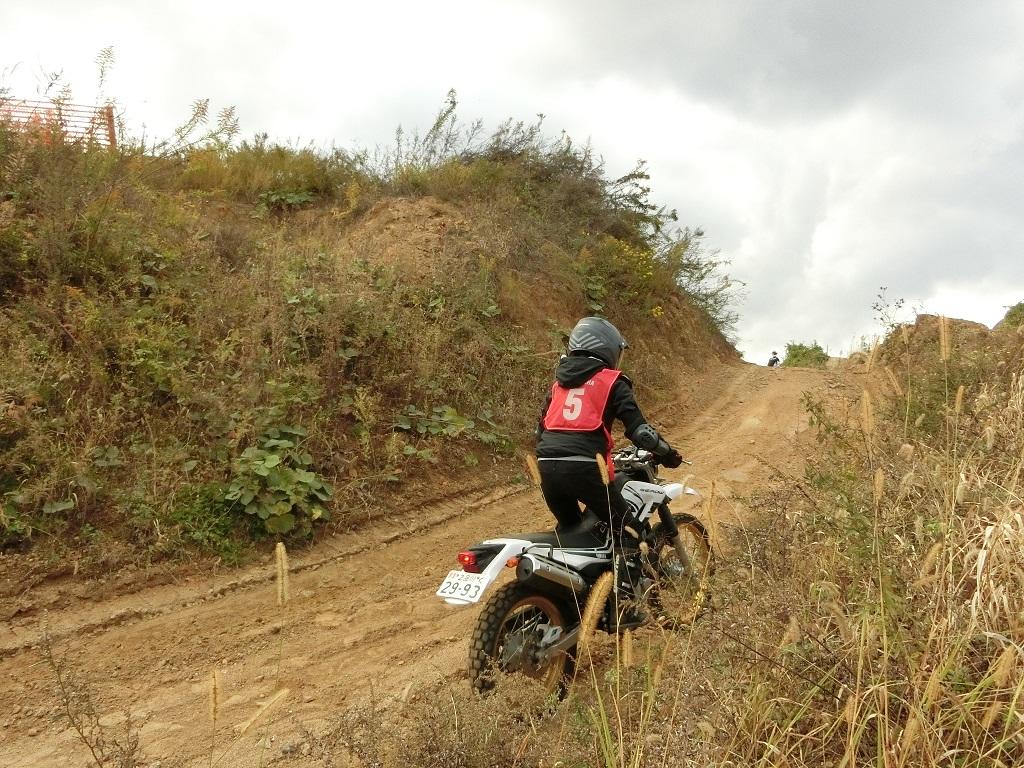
[538,459,631,531]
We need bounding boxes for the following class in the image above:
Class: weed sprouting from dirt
[40,633,147,768]
[208,668,221,768]
[334,676,558,768]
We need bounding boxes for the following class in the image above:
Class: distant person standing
[767,351,781,368]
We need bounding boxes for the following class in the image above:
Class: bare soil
[0,361,844,767]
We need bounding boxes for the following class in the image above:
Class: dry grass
[309,321,1024,768]
[679,325,1024,767]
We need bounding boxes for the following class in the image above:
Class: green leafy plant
[258,189,314,214]
[0,499,34,548]
[579,265,607,313]
[782,340,830,368]
[88,446,124,467]
[395,405,511,449]
[170,484,247,563]
[225,425,332,535]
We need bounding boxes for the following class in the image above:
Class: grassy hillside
[706,313,1024,766]
[0,98,737,567]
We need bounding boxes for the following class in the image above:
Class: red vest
[542,368,621,478]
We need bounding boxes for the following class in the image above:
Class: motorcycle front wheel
[468,582,572,693]
[649,512,713,627]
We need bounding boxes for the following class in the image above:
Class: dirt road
[0,362,839,767]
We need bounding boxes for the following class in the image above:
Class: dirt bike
[435,446,713,693]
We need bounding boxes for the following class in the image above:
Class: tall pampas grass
[938,315,951,362]
[861,389,876,465]
[209,669,221,722]
[861,390,875,436]
[525,454,541,486]
[258,542,291,766]
[275,542,289,608]
[595,453,610,486]
[238,688,290,736]
[681,323,1024,768]
[980,645,1019,729]
[885,366,904,397]
[867,340,880,372]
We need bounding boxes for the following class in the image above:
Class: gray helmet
[567,317,629,368]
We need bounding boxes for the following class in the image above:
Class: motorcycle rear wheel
[649,512,713,626]
[468,582,571,693]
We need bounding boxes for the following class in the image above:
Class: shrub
[1001,300,1024,328]
[782,340,830,367]
[169,483,248,563]
[225,425,332,536]
[178,133,361,202]
[659,227,740,341]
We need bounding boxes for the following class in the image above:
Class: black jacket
[535,354,647,459]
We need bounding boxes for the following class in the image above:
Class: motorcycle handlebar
[612,448,691,468]
[650,454,692,467]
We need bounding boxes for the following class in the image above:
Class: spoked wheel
[469,582,572,693]
[648,513,713,627]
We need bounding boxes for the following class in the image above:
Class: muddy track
[0,485,529,660]
[0,362,843,767]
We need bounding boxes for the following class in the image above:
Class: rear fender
[441,538,532,606]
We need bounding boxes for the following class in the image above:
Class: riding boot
[616,513,644,554]
[612,553,650,628]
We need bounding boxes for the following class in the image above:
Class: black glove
[662,449,684,469]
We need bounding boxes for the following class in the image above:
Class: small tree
[783,341,830,368]
[1000,301,1024,329]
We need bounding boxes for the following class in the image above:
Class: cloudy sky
[2,0,1022,360]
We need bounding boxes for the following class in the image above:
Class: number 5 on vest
[562,387,585,420]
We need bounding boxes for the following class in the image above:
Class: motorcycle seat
[516,510,610,550]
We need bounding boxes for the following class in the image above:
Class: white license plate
[436,569,489,604]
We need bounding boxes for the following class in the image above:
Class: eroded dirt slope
[0,361,845,767]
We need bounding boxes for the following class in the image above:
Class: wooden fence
[0,99,117,149]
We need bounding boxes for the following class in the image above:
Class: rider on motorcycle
[536,316,684,542]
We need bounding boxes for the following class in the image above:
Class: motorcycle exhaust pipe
[516,553,586,594]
